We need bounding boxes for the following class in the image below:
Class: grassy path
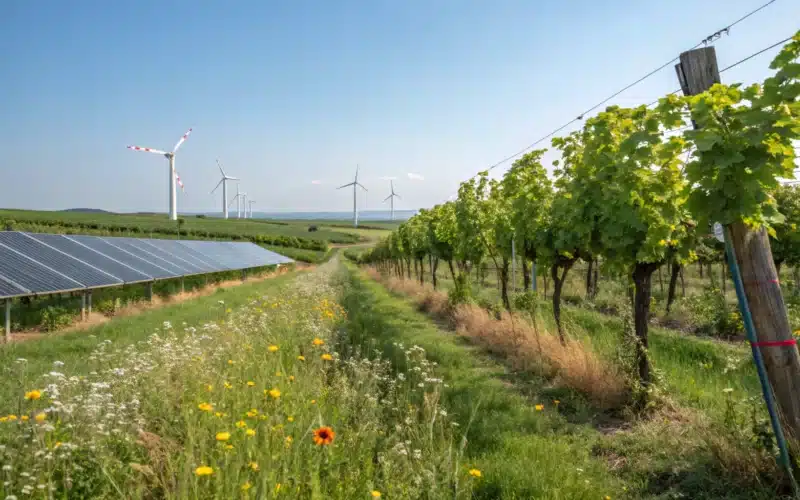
[338,263,625,499]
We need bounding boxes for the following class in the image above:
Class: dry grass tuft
[367,268,627,409]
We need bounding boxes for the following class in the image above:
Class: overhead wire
[462,0,781,181]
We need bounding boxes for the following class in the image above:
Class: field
[0,249,795,498]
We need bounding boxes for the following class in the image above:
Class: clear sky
[1,0,798,214]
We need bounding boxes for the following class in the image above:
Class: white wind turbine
[210,159,239,219]
[229,183,243,219]
[127,128,193,221]
[383,179,401,221]
[337,165,367,228]
[248,200,256,219]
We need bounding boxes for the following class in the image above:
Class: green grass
[262,245,330,264]
[339,263,626,499]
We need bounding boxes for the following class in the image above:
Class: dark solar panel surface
[0,232,122,288]
[0,242,83,294]
[27,233,152,283]
[66,235,177,279]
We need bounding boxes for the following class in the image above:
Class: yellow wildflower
[246,429,256,437]
[224,381,232,389]
[225,308,232,313]
[0,417,7,423]
[7,415,17,421]
[24,390,42,401]
[371,491,382,498]
[535,404,544,411]
[287,416,294,422]
[268,345,279,352]
[468,469,482,478]
[285,436,293,447]
[216,432,231,441]
[34,413,46,423]
[289,375,295,382]
[268,388,281,399]
[225,444,234,450]
[195,466,213,476]
[249,461,259,471]
[241,482,252,491]
[658,239,667,246]
[246,409,258,418]
[311,399,316,404]
[198,402,213,412]
[20,415,29,422]
[321,353,333,361]
[553,400,560,406]
[228,359,234,365]
[246,381,255,387]
[312,338,325,346]
[275,371,282,377]
[205,384,213,392]
[275,483,282,492]
[297,355,306,361]
[215,412,224,418]
[236,420,247,429]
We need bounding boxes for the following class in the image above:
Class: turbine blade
[357,183,368,191]
[216,159,227,177]
[175,171,185,191]
[172,128,193,153]
[337,182,355,190]
[127,145,168,155]
[395,194,401,200]
[226,176,240,181]
[211,179,224,194]
[383,194,392,202]
[228,196,239,208]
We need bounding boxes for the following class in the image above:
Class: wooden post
[87,291,92,315]
[146,282,153,303]
[180,278,185,294]
[679,47,800,443]
[511,238,516,293]
[81,293,87,321]
[3,299,10,342]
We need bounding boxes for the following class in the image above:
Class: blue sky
[1,0,798,214]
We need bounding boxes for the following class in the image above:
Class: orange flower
[312,338,325,346]
[312,426,335,446]
[321,354,333,361]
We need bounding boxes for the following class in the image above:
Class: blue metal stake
[723,225,798,495]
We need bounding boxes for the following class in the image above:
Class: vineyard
[355,30,800,483]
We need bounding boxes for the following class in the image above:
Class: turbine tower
[210,159,239,219]
[127,128,192,221]
[337,165,367,228]
[229,183,243,219]
[248,200,256,219]
[383,180,401,221]
[240,192,248,218]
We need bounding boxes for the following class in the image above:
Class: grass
[358,266,786,498]
[262,245,331,264]
[0,261,477,499]
[339,263,626,499]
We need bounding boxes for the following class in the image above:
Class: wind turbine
[240,192,248,218]
[210,159,239,219]
[337,165,367,228]
[229,183,243,219]
[248,200,256,219]
[383,180,400,221]
[127,128,192,221]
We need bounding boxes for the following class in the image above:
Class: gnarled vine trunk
[500,257,510,310]
[432,257,439,289]
[666,261,681,313]
[632,262,661,392]
[551,257,577,342]
[522,259,531,291]
[585,258,594,299]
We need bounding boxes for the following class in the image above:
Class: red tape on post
[751,339,797,348]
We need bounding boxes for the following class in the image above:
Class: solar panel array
[0,232,293,299]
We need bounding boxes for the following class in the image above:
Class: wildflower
[604,496,611,500]
[236,420,247,428]
[246,409,258,418]
[224,382,232,389]
[289,375,295,382]
[268,388,281,399]
[216,432,231,441]
[20,416,29,422]
[321,354,333,361]
[205,384,213,392]
[312,426,335,446]
[275,371,282,377]
[7,415,17,421]
[24,390,42,401]
[249,461,259,471]
[269,345,279,352]
[246,429,256,437]
[225,308,232,314]
[723,388,734,393]
[297,355,306,361]
[228,359,234,365]
[275,483,282,492]
[195,466,213,476]
[312,338,325,346]
[215,412,224,418]
[311,399,317,404]
[241,482,252,491]
[535,404,544,411]
[371,491,382,498]
[225,444,234,450]
[553,400,561,406]
[468,469,482,478]
[0,417,6,423]
[198,403,213,412]
[285,436,293,447]
[246,381,255,387]
[287,416,294,422]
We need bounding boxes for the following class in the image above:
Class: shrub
[448,274,473,307]
[40,306,73,331]
[682,287,743,338]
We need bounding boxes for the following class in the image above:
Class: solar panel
[27,233,153,283]
[0,231,293,300]
[0,232,123,288]
[131,239,207,274]
[0,242,84,294]
[66,235,177,279]
[0,275,28,299]
[143,239,220,273]
[108,238,195,275]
